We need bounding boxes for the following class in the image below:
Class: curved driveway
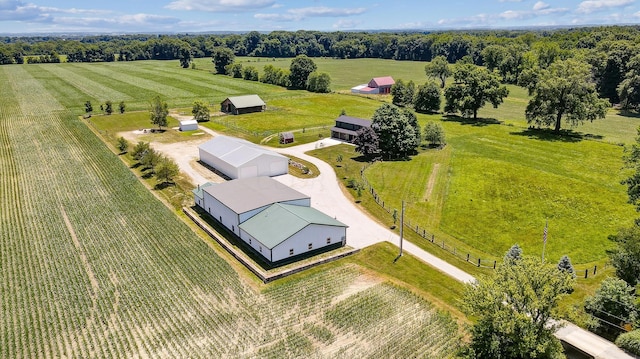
[274,139,475,284]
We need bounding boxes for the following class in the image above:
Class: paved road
[275,139,633,359]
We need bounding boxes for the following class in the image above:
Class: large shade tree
[371,103,420,159]
[462,255,575,359]
[525,59,609,132]
[444,63,509,120]
[425,55,451,88]
[289,55,317,89]
[212,47,235,74]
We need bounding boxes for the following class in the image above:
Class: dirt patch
[331,274,382,305]
[423,163,440,201]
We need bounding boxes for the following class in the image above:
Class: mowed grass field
[0,63,461,357]
[25,57,640,266]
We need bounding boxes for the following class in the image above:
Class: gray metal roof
[336,115,371,128]
[203,176,309,214]
[198,135,287,167]
[224,95,266,109]
[239,203,347,249]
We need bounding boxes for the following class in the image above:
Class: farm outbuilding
[220,95,266,115]
[179,119,198,131]
[240,203,347,263]
[192,176,347,263]
[198,135,288,179]
[279,132,294,144]
[350,76,395,95]
[196,176,311,238]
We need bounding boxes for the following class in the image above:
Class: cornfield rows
[0,64,459,358]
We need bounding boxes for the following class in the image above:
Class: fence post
[442,240,445,249]
[585,270,588,279]
[493,261,496,269]
[431,234,434,243]
[466,253,469,262]
[594,265,597,275]
[423,229,426,237]
[477,258,481,267]
[416,225,418,232]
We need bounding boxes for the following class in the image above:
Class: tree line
[0,27,639,102]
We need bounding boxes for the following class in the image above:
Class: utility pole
[399,200,404,257]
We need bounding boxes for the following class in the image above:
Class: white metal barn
[199,176,310,237]
[239,203,347,263]
[179,119,198,131]
[198,135,288,179]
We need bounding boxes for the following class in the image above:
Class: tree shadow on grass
[154,182,174,190]
[442,115,502,127]
[617,110,640,119]
[509,128,602,143]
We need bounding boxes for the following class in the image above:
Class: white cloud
[0,1,112,22]
[255,6,366,22]
[165,0,276,12]
[577,0,634,14]
[533,1,550,11]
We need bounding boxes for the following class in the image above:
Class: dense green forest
[1,26,639,104]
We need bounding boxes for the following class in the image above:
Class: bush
[616,330,640,355]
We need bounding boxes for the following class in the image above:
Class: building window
[219,216,222,222]
[249,238,251,245]
[259,246,262,253]
[289,249,294,256]
[308,243,313,250]
[327,237,331,244]
[232,225,235,232]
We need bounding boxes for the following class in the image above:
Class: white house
[179,119,198,131]
[239,203,347,263]
[198,135,288,179]
[198,176,310,237]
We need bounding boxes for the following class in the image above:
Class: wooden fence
[359,164,602,278]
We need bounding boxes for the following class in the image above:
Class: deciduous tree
[117,136,128,154]
[444,64,509,120]
[414,81,441,113]
[371,103,420,159]
[149,96,168,130]
[423,121,445,147]
[391,79,415,107]
[353,126,379,158]
[608,224,640,286]
[192,100,210,122]
[306,72,331,93]
[425,55,451,88]
[156,155,180,185]
[619,54,640,112]
[84,100,93,114]
[104,100,113,115]
[242,65,259,81]
[289,55,317,89]
[118,101,126,114]
[462,255,574,359]
[585,277,637,336]
[212,47,235,74]
[525,59,609,132]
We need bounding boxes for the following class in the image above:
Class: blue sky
[0,0,638,34]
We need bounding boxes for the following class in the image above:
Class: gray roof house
[220,95,266,115]
[330,115,372,142]
[198,135,288,179]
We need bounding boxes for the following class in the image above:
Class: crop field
[0,62,460,357]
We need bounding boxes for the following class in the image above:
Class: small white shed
[198,135,288,179]
[179,119,198,131]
